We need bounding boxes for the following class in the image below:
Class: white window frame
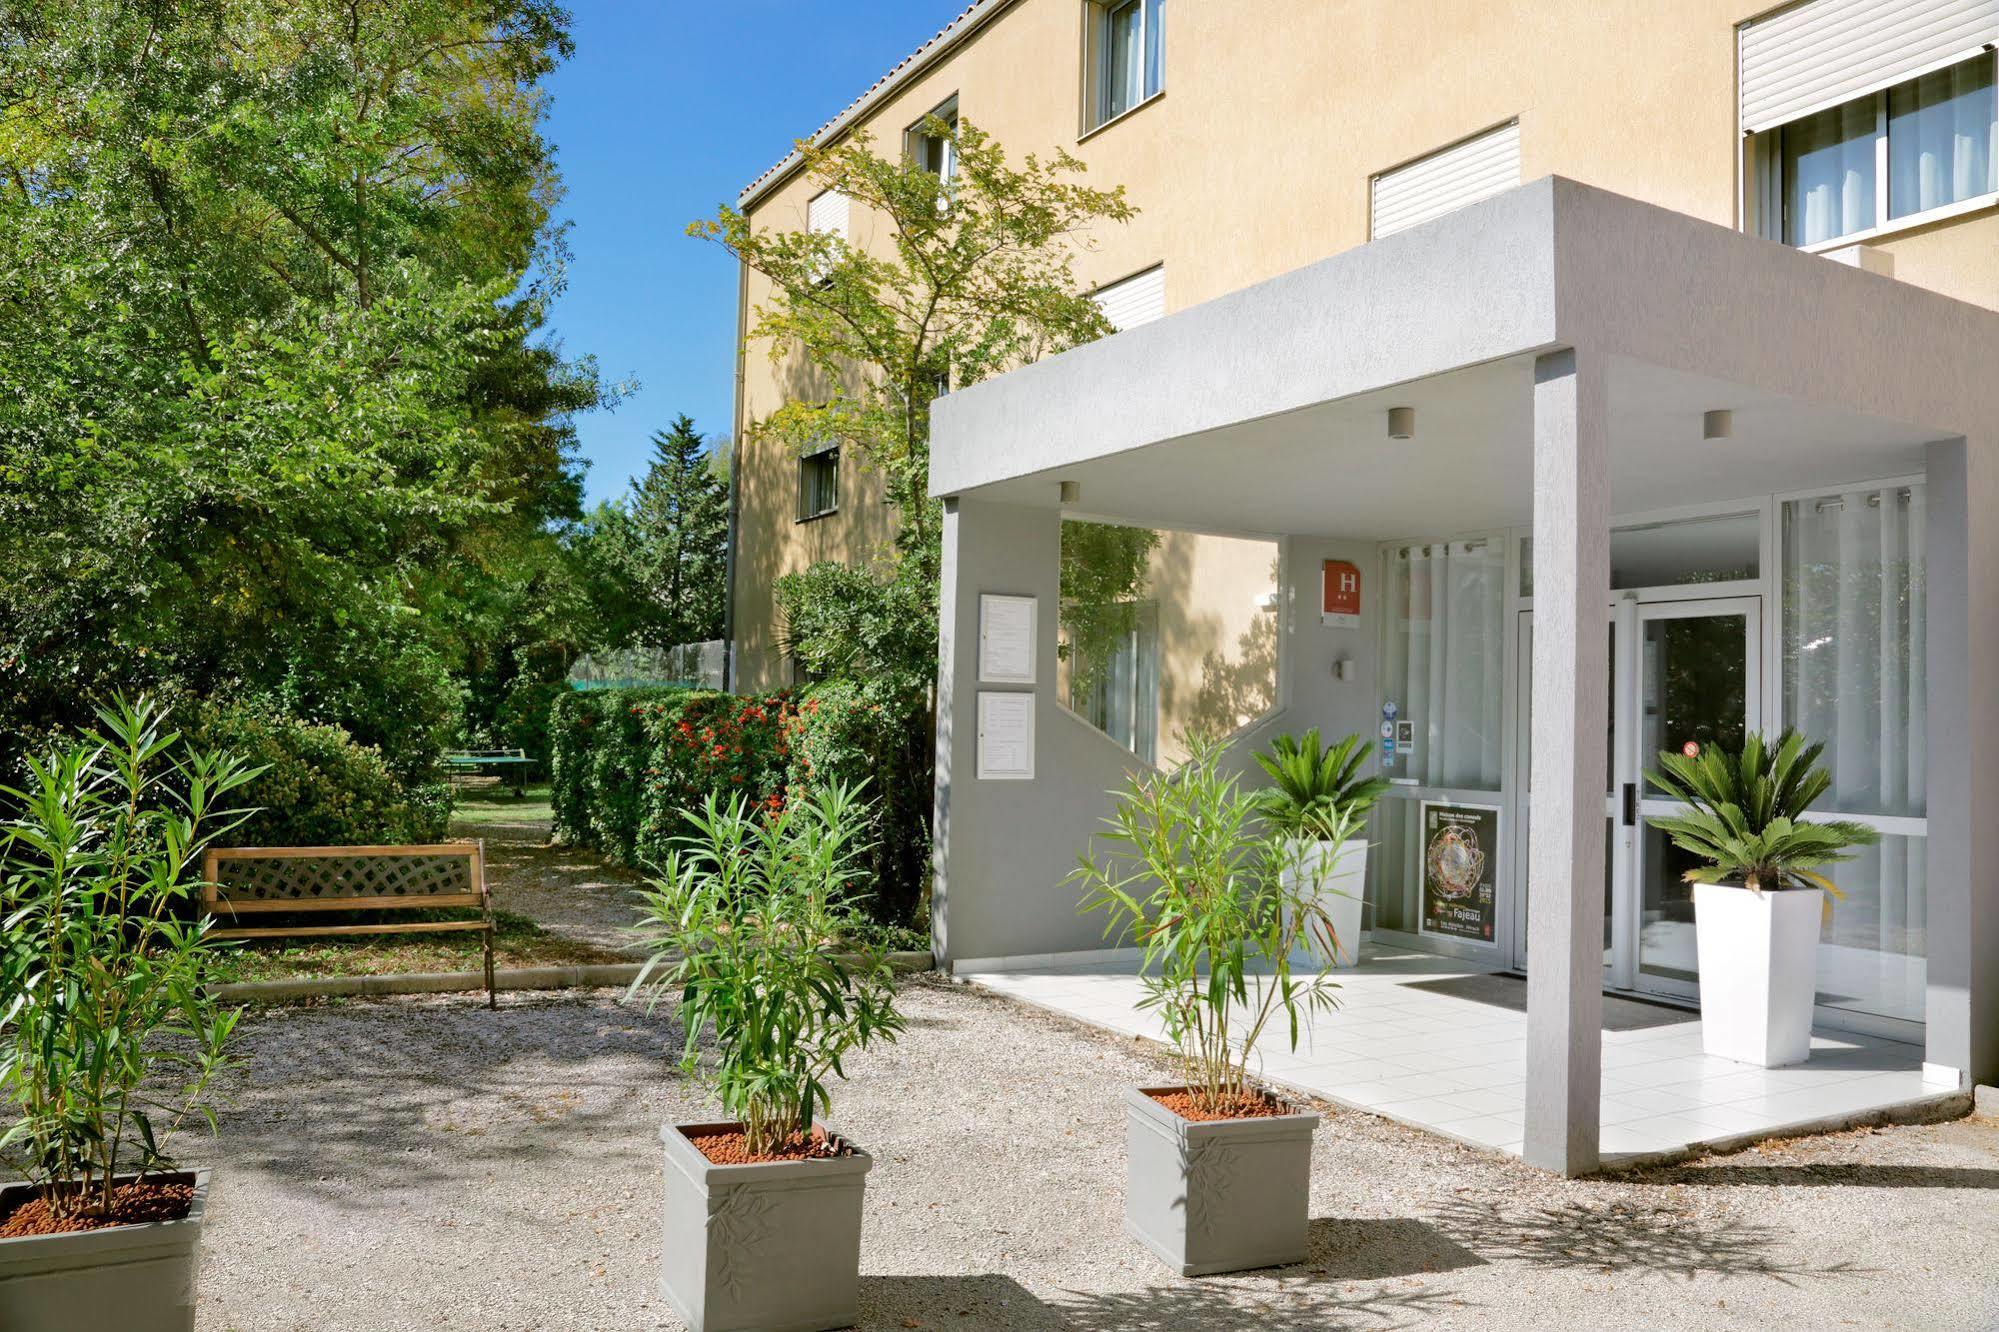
[1748,50,1999,252]
[796,446,839,522]
[906,95,959,183]
[1082,0,1164,136]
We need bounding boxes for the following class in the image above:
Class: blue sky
[543,2,968,506]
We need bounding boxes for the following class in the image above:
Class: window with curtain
[1783,484,1927,1022]
[1766,52,1998,247]
[1889,58,1997,220]
[1782,94,1880,246]
[1379,540,1506,791]
[1088,0,1163,130]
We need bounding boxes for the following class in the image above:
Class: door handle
[1621,782,1637,827]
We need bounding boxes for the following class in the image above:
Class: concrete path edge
[214,951,935,1003]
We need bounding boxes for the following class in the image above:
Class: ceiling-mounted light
[1703,409,1733,441]
[1059,480,1081,506]
[1387,406,1416,440]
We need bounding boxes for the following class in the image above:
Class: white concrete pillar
[1523,349,1610,1176]
[1923,438,1999,1087]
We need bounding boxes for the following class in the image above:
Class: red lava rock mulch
[0,1177,195,1239]
[686,1128,857,1165]
[1150,1088,1297,1122]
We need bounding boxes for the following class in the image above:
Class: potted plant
[1072,739,1353,1276]
[1253,729,1388,969]
[629,781,903,1332]
[0,698,256,1332]
[1647,730,1878,1068]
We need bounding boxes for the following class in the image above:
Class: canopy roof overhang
[928,178,1999,539]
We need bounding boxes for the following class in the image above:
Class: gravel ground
[183,978,1999,1332]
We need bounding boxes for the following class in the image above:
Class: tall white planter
[1693,883,1822,1068]
[1282,838,1368,970]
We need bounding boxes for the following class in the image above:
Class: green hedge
[548,683,930,927]
[186,702,451,847]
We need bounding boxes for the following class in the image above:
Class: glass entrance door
[1514,596,1760,1000]
[1624,598,1760,999]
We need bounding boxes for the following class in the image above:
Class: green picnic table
[445,748,534,796]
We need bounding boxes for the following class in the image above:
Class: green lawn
[448,779,553,827]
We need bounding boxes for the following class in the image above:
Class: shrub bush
[185,702,451,847]
[549,682,931,930]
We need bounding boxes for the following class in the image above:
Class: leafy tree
[692,117,1135,669]
[0,0,598,782]
[1059,519,1162,703]
[584,415,731,651]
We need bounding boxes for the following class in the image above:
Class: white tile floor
[959,943,1943,1165]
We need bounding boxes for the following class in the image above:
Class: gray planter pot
[0,1169,208,1332]
[659,1120,872,1332]
[1122,1086,1317,1276]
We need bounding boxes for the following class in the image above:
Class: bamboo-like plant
[0,698,258,1223]
[1252,729,1389,841]
[1071,740,1356,1114]
[628,782,904,1156]
[1646,730,1879,894]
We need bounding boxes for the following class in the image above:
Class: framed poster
[1419,801,1500,944]
[978,594,1037,685]
[976,691,1035,780]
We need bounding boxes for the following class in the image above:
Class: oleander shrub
[186,702,450,847]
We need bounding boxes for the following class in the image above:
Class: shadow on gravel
[1628,1163,1999,1190]
[1427,1195,1872,1282]
[859,1272,1468,1331]
[1305,1216,1487,1278]
[210,998,687,1200]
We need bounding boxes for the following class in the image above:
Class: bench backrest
[203,843,486,918]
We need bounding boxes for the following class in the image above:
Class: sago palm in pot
[1646,730,1878,1067]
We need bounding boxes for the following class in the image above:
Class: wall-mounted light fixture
[1058,480,1081,505]
[1387,406,1416,440]
[1702,409,1733,441]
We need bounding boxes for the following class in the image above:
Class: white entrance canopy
[927,177,1999,1175]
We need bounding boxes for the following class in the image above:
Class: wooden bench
[202,843,496,1008]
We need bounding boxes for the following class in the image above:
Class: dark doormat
[1400,972,1688,1031]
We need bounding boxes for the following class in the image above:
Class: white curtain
[1783,485,1927,1021]
[1785,96,1879,245]
[1890,56,1997,219]
[1381,541,1504,790]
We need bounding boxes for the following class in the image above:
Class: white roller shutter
[1092,265,1165,331]
[1370,122,1521,240]
[807,189,849,239]
[1740,0,1999,133]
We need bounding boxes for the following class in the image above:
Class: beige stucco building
[729,0,1999,698]
[723,0,1999,1176]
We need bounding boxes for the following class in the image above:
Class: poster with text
[1420,801,1500,944]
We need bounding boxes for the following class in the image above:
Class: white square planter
[0,1170,208,1332]
[658,1120,871,1332]
[1693,883,1822,1068]
[1122,1086,1318,1276]
[1282,838,1368,969]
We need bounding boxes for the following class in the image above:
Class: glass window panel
[1815,833,1927,1023]
[1059,520,1277,769]
[1782,486,1925,818]
[1637,820,1701,987]
[1102,0,1143,122]
[1783,94,1880,245]
[1889,56,1997,219]
[1380,540,1505,790]
[1519,512,1759,597]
